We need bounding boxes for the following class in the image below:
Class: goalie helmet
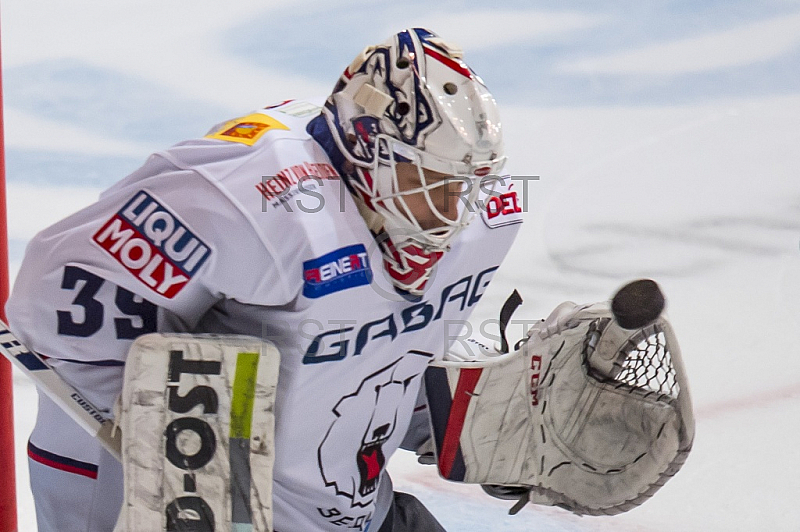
[323,28,506,255]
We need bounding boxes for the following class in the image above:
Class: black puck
[611,279,665,329]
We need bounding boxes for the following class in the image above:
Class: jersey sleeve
[5,154,290,373]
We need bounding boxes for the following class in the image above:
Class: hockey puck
[611,279,665,329]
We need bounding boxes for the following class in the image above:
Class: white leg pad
[113,334,280,532]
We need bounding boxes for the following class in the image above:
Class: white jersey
[7,99,522,531]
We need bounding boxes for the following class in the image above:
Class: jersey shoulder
[116,98,355,305]
[144,98,325,183]
[20,98,333,312]
[204,98,325,146]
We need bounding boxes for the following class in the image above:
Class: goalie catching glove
[425,279,695,516]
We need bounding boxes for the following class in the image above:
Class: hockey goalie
[422,279,695,516]
[2,25,694,531]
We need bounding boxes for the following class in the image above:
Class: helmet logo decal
[351,116,381,163]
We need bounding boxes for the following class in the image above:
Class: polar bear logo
[318,354,428,507]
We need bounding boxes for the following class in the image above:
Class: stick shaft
[0,320,121,460]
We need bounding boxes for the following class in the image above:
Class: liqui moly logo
[93,191,211,298]
[303,244,372,299]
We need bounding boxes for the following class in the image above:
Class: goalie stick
[0,319,121,460]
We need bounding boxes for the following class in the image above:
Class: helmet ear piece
[353,84,393,117]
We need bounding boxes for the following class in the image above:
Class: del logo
[482,189,523,229]
[303,244,372,299]
[93,191,211,298]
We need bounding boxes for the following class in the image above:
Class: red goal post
[0,19,20,531]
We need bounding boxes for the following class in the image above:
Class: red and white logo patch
[93,191,211,298]
[481,182,523,229]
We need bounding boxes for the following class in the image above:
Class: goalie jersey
[7,99,522,531]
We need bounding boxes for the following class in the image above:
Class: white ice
[3,1,800,530]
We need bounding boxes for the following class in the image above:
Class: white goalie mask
[323,28,506,253]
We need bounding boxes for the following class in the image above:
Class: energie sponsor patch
[303,244,372,299]
[93,191,211,298]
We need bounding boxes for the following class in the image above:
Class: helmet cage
[359,134,493,249]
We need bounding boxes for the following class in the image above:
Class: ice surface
[3,1,800,530]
